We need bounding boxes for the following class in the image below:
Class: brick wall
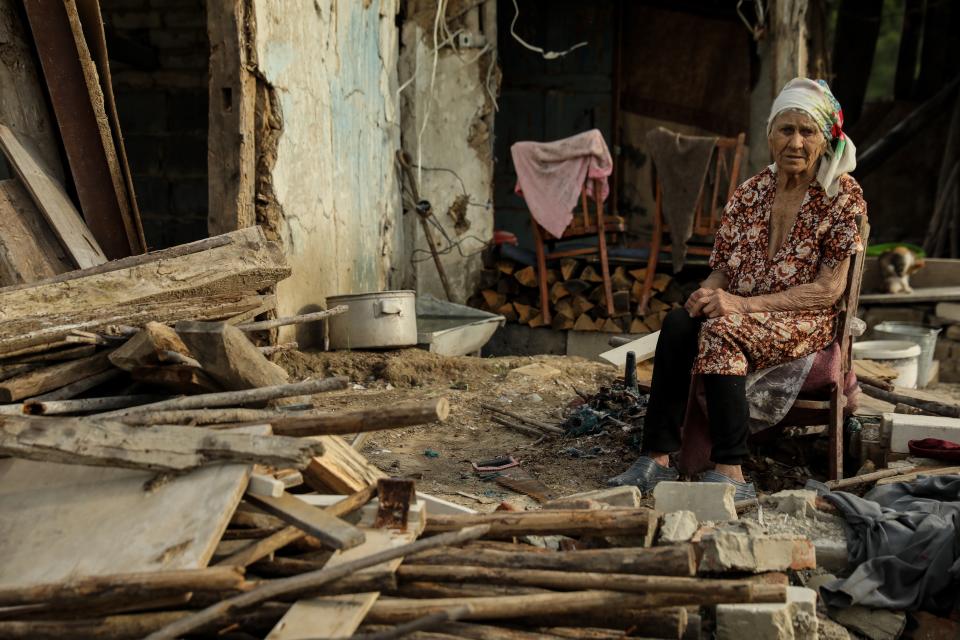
[101,0,209,250]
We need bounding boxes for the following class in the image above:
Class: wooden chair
[772,215,871,481]
[531,177,625,324]
[639,133,747,313]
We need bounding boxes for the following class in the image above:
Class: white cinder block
[885,412,960,453]
[653,481,737,522]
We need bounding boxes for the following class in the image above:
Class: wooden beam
[270,399,450,437]
[207,0,256,235]
[20,0,139,259]
[0,416,325,472]
[109,322,192,372]
[176,320,289,390]
[244,491,365,551]
[304,434,388,494]
[0,124,106,268]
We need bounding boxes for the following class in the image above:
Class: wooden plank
[0,416,324,472]
[0,425,267,588]
[0,226,287,324]
[266,507,426,640]
[599,331,660,368]
[21,0,136,259]
[0,350,113,402]
[207,0,256,235]
[244,491,365,551]
[875,465,960,486]
[109,322,192,372]
[0,123,106,268]
[74,0,146,254]
[859,286,960,304]
[304,435,388,493]
[0,179,73,285]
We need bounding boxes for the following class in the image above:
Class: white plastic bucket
[852,340,922,389]
[872,322,941,388]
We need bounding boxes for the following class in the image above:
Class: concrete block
[717,586,818,640]
[699,527,816,573]
[653,481,737,522]
[885,412,960,453]
[550,486,642,508]
[770,490,817,517]
[659,510,698,544]
[812,537,848,573]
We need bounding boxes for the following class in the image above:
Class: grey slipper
[607,456,679,494]
[700,469,757,501]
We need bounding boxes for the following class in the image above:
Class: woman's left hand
[700,289,748,318]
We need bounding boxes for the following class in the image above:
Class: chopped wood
[269,399,450,437]
[423,508,659,540]
[0,351,114,402]
[629,317,651,334]
[514,266,538,288]
[0,124,106,269]
[96,377,348,419]
[570,296,594,317]
[495,260,514,275]
[647,297,670,313]
[0,566,246,608]
[854,359,900,381]
[494,303,518,323]
[526,312,546,329]
[176,320,289,391]
[611,290,631,315]
[513,303,538,325]
[23,394,165,416]
[580,265,603,283]
[549,281,569,304]
[0,179,72,286]
[131,365,222,394]
[553,298,576,320]
[857,374,895,392]
[480,290,506,310]
[550,315,575,331]
[599,318,622,333]
[490,415,543,438]
[0,416,324,472]
[572,315,597,332]
[408,544,695,576]
[611,267,632,291]
[244,492,365,551]
[143,525,491,640]
[237,306,348,332]
[109,322,192,372]
[643,310,665,331]
[560,258,579,281]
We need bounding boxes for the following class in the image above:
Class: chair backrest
[690,132,747,237]
[838,215,871,373]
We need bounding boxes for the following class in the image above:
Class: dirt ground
[279,349,628,510]
[278,348,960,512]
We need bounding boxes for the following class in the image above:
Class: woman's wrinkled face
[768,110,827,177]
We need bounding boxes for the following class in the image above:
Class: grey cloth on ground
[821,475,960,612]
[644,127,719,272]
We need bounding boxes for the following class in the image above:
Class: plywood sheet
[0,427,262,588]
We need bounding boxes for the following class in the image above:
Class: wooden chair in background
[531,177,624,324]
[638,133,746,313]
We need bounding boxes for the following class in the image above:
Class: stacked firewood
[470,254,685,333]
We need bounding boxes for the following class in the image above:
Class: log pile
[468,254,685,332]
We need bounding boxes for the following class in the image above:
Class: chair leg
[828,382,846,481]
[532,223,551,324]
[596,197,615,317]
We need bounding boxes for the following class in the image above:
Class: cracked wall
[252,0,402,344]
[398,4,496,303]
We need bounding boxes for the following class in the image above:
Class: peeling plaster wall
[399,20,495,304]
[252,0,402,344]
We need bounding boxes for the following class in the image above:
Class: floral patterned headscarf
[767,77,857,198]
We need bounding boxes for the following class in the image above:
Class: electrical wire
[509,0,587,60]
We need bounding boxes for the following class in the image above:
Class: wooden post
[207,0,256,235]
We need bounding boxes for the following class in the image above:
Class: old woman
[610,78,865,499]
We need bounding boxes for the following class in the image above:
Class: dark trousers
[642,308,750,465]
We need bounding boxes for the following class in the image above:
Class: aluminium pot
[327,290,417,349]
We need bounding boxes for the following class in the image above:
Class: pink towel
[511,129,613,239]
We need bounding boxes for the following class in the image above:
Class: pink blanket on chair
[511,129,613,239]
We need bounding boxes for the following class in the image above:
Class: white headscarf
[767,78,857,198]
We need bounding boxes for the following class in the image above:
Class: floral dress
[693,167,865,376]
